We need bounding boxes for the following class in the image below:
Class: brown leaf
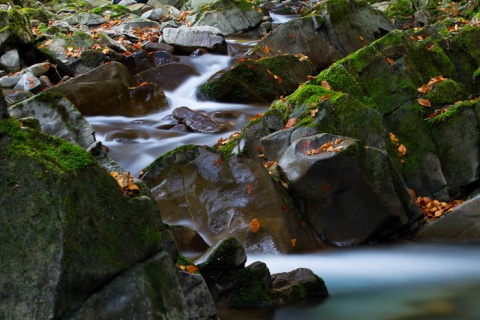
[285,118,296,129]
[246,184,253,194]
[386,57,395,65]
[428,75,447,86]
[249,218,260,233]
[321,80,331,90]
[417,84,431,94]
[319,93,331,102]
[291,238,297,247]
[417,98,431,107]
[307,75,316,81]
[186,265,198,274]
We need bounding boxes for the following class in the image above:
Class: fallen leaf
[386,57,395,65]
[302,140,311,149]
[186,265,198,274]
[263,46,270,54]
[249,218,260,233]
[246,184,253,194]
[417,98,431,107]
[417,84,431,94]
[398,144,407,156]
[310,108,319,117]
[319,93,331,102]
[285,118,296,129]
[291,238,297,247]
[256,146,263,153]
[307,75,316,81]
[321,80,331,90]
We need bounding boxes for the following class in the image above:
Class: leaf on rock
[398,144,407,156]
[321,80,331,90]
[246,184,253,194]
[110,171,140,196]
[417,84,431,94]
[417,98,431,107]
[249,218,260,233]
[285,118,296,129]
[310,108,319,117]
[386,57,395,65]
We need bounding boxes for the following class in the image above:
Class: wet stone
[172,106,224,133]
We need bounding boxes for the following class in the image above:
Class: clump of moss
[1,119,94,174]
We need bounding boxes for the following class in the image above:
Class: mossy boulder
[248,0,392,70]
[0,119,179,318]
[197,55,316,103]
[0,9,34,53]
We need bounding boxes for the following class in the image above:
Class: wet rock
[122,50,156,74]
[135,62,198,90]
[161,26,227,54]
[140,145,313,253]
[0,119,178,319]
[68,252,190,320]
[0,49,20,73]
[151,50,175,66]
[63,12,108,26]
[416,195,480,241]
[278,133,422,246]
[172,106,224,133]
[8,91,97,150]
[0,90,9,119]
[249,0,392,69]
[4,91,34,106]
[272,268,328,305]
[48,61,168,117]
[170,225,210,252]
[141,8,164,20]
[198,55,316,103]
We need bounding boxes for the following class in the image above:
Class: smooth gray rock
[172,106,224,133]
[0,49,20,73]
[161,26,227,54]
[176,269,217,320]
[9,91,97,150]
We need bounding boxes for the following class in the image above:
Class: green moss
[427,102,463,124]
[385,0,414,19]
[317,63,365,100]
[423,79,467,107]
[228,266,273,307]
[452,24,480,64]
[0,119,94,174]
[90,4,131,18]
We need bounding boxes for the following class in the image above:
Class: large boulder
[8,91,97,151]
[186,0,264,36]
[140,145,317,253]
[48,62,169,117]
[197,55,317,103]
[277,133,422,246]
[248,0,393,69]
[0,118,180,319]
[0,9,34,53]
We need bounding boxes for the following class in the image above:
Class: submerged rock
[172,106,224,133]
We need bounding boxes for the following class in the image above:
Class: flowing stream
[86,42,480,319]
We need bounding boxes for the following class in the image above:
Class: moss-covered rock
[197,55,316,103]
[0,118,178,318]
[0,9,34,52]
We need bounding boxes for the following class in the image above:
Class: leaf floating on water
[249,218,260,233]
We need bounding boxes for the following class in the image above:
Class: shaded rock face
[48,62,168,117]
[278,133,422,246]
[197,55,317,103]
[140,145,307,253]
[248,0,393,69]
[135,62,199,91]
[272,268,328,305]
[0,119,179,319]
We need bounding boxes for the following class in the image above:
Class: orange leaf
[319,93,331,102]
[398,144,407,156]
[249,218,260,233]
[246,184,253,194]
[417,84,431,94]
[273,74,282,83]
[285,118,296,129]
[289,33,295,39]
[321,80,331,90]
[386,57,394,65]
[417,98,431,107]
[263,46,270,54]
[186,265,198,274]
[291,238,297,247]
[102,47,110,54]
[307,75,316,81]
[428,75,448,86]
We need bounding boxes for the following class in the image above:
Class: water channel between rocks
[86,41,480,319]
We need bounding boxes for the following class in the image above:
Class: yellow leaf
[249,218,260,233]
[310,108,318,117]
[186,265,198,274]
[291,238,297,247]
[398,144,407,156]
